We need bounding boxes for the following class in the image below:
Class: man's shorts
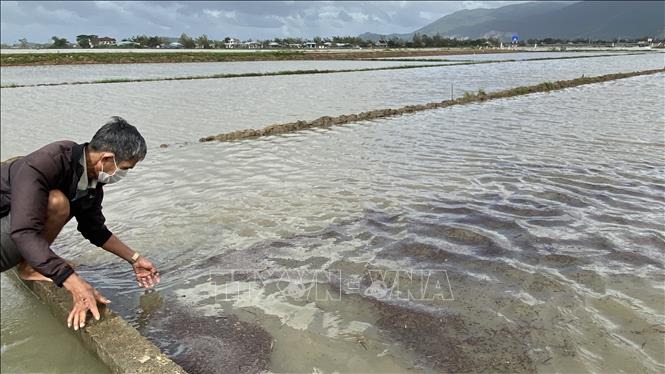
[0,214,23,272]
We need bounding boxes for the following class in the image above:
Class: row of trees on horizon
[2,32,661,50]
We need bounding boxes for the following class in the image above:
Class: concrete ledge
[10,272,186,374]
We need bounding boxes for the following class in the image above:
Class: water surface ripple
[49,74,665,373]
[1,53,663,159]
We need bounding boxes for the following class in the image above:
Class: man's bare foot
[17,261,52,282]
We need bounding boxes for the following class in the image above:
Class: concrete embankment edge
[9,272,186,374]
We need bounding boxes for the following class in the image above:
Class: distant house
[224,38,240,48]
[96,37,116,46]
[375,40,388,48]
[287,43,302,48]
[323,41,332,48]
[303,41,317,48]
[268,42,281,48]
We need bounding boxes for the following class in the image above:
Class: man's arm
[75,187,113,247]
[76,185,159,288]
[100,234,135,262]
[10,154,74,286]
[8,151,109,330]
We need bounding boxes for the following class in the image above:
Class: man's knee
[47,190,70,218]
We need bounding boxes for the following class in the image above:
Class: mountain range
[359,1,665,42]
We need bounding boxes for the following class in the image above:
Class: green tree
[130,35,149,46]
[50,36,69,48]
[196,34,211,49]
[179,33,195,49]
[412,33,424,48]
[387,37,404,48]
[147,36,164,48]
[17,38,29,48]
[421,34,432,47]
[76,35,91,48]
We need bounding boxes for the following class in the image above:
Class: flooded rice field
[1,52,634,87]
[1,52,664,373]
[1,53,663,159]
[380,51,649,61]
[54,73,665,373]
[0,59,457,87]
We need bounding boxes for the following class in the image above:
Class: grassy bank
[0,49,511,67]
[197,68,664,144]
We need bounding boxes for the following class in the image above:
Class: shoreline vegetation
[196,68,664,144]
[0,53,648,89]
[0,49,531,67]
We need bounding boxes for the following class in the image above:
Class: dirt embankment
[197,68,664,144]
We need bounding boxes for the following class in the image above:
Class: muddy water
[35,73,662,373]
[1,53,663,159]
[0,273,111,373]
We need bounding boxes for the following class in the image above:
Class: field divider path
[197,68,664,143]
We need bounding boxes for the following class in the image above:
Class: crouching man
[0,116,160,330]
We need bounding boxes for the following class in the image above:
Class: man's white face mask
[98,156,127,184]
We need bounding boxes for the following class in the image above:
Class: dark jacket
[0,141,113,286]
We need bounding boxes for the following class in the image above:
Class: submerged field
[1,51,664,373]
[0,48,513,66]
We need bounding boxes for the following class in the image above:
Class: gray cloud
[1,1,524,44]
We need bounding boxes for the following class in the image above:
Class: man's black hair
[89,116,147,162]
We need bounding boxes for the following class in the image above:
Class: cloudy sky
[1,1,524,43]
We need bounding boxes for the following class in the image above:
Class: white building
[242,41,263,49]
[96,37,116,46]
[224,38,240,48]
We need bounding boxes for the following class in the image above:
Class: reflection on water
[47,74,664,373]
[1,53,663,159]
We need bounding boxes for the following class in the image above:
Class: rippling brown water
[48,73,663,373]
[1,53,663,373]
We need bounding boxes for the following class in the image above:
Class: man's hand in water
[132,256,160,288]
[62,273,110,330]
